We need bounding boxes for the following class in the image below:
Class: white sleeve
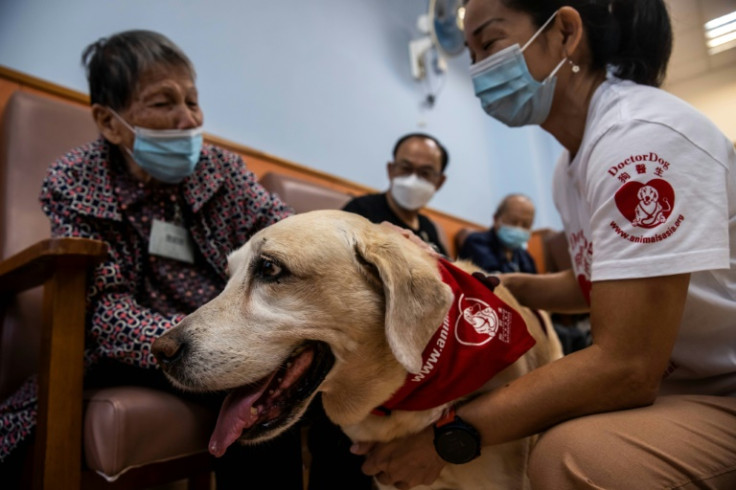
[582,120,730,281]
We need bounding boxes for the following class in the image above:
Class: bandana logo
[615,179,674,229]
[371,260,536,414]
[457,295,500,346]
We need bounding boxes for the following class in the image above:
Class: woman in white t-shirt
[354,0,736,488]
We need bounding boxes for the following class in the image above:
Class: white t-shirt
[553,76,736,396]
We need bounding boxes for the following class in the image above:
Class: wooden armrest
[0,237,106,490]
[0,238,107,294]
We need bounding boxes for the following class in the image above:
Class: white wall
[0,0,569,229]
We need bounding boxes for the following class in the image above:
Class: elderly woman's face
[116,64,203,152]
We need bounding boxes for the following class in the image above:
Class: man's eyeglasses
[391,161,442,182]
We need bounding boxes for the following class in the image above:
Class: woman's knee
[528,417,616,490]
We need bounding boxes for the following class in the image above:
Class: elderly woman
[355,0,736,488]
[0,30,303,488]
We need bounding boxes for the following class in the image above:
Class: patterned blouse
[0,137,292,460]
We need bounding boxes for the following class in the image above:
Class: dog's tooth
[250,406,258,417]
[290,345,306,357]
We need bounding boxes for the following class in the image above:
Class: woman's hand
[351,426,445,489]
[379,221,442,259]
[501,269,589,313]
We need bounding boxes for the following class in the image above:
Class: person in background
[304,133,451,489]
[354,0,736,488]
[342,133,450,256]
[459,193,538,273]
[0,30,304,489]
[461,194,590,354]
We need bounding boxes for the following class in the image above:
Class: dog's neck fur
[321,344,409,426]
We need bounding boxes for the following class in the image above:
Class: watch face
[436,426,480,464]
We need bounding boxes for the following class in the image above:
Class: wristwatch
[433,408,481,464]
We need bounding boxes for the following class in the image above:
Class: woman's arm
[357,273,690,488]
[502,269,589,313]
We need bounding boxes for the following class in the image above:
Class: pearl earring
[570,61,580,73]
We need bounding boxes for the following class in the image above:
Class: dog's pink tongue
[208,382,269,457]
[208,349,316,457]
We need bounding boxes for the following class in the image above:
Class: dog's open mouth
[209,341,334,457]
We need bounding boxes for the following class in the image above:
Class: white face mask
[390,174,437,211]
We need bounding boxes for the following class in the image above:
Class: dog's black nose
[152,332,187,369]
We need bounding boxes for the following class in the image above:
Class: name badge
[149,219,196,264]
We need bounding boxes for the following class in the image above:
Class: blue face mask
[497,225,530,250]
[112,111,204,184]
[470,11,567,127]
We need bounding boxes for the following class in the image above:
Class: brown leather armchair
[258,172,353,213]
[454,227,476,256]
[0,91,214,489]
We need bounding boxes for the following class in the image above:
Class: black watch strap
[433,408,481,464]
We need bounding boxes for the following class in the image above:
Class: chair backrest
[258,172,353,213]
[0,90,98,399]
[454,227,478,255]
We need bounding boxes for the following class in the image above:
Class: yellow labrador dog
[153,210,562,490]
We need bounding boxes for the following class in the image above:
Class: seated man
[306,133,450,489]
[342,132,449,256]
[459,193,538,273]
[460,195,590,354]
[0,29,304,489]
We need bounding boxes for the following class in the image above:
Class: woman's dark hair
[81,30,196,110]
[500,0,672,87]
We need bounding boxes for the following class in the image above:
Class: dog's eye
[253,256,286,282]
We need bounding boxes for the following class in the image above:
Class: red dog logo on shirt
[632,185,670,227]
[615,179,675,229]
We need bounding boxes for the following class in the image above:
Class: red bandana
[373,259,536,414]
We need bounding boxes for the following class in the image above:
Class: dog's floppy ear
[354,228,453,374]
